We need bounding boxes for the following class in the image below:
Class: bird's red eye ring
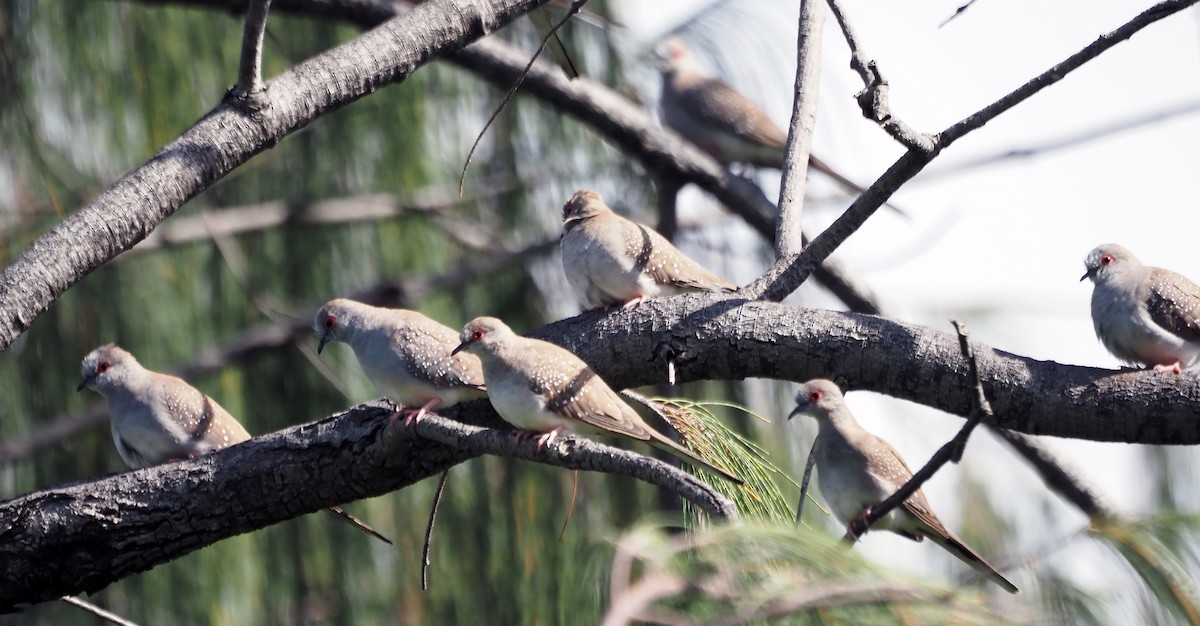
[324,315,337,330]
[1101,254,1114,266]
[808,390,823,402]
[472,329,484,341]
[97,360,110,374]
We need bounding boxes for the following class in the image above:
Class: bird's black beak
[786,406,804,421]
[1080,268,1094,282]
[317,334,329,355]
[451,341,468,356]
[76,376,93,392]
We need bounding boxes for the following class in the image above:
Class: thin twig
[458,0,588,196]
[775,0,826,259]
[230,0,273,104]
[794,438,819,525]
[939,0,984,28]
[559,469,579,541]
[60,596,140,626]
[825,0,932,151]
[421,468,450,590]
[844,320,985,540]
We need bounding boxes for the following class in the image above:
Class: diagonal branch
[0,0,552,353]
[747,0,1198,303]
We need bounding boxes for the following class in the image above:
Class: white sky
[614,0,1200,602]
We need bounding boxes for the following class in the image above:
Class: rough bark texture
[530,297,1200,445]
[0,402,734,608]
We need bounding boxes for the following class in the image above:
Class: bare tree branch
[747,0,1198,303]
[775,0,825,259]
[528,297,1200,444]
[827,0,932,151]
[0,400,734,609]
[59,595,141,626]
[0,0,552,353]
[229,0,273,104]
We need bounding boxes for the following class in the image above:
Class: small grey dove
[560,189,737,309]
[314,299,486,423]
[1081,243,1200,373]
[655,36,904,216]
[452,317,741,484]
[788,380,1018,593]
[78,344,392,545]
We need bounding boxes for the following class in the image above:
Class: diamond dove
[560,189,737,309]
[452,317,741,484]
[78,344,392,544]
[1081,243,1200,373]
[314,299,486,423]
[789,380,1017,593]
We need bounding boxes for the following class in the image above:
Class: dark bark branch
[527,296,1200,445]
[827,0,933,152]
[774,0,825,259]
[0,0,551,353]
[747,0,1196,303]
[0,401,734,609]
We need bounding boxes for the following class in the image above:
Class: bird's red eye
[97,360,110,374]
[1101,254,1114,266]
[808,390,823,402]
[472,329,484,341]
[324,315,337,330]
[670,46,683,60]
[562,204,576,219]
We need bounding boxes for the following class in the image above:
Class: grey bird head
[1081,243,1139,284]
[787,379,846,421]
[653,35,696,77]
[453,316,515,356]
[561,189,610,231]
[313,298,359,354]
[78,344,141,395]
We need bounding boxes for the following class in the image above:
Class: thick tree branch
[527,296,1200,445]
[775,0,825,259]
[0,0,551,353]
[0,401,734,608]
